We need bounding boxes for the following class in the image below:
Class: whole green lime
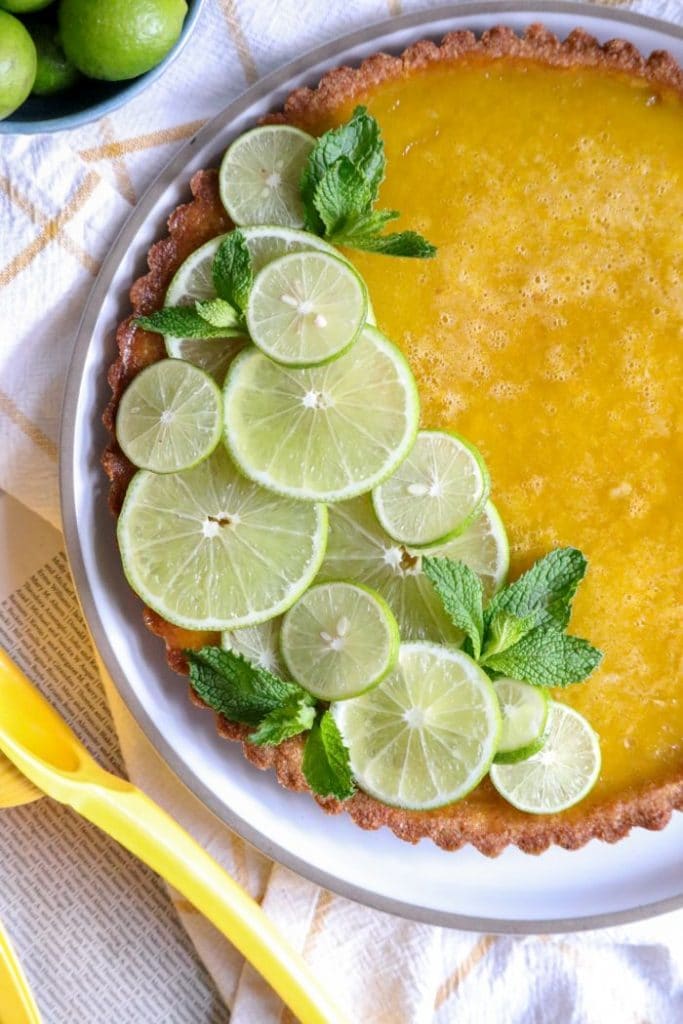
[58,0,188,82]
[0,11,37,119]
[0,0,54,12]
[30,23,79,95]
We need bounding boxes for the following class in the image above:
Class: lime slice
[318,496,508,644]
[222,618,287,677]
[164,227,374,379]
[372,429,490,547]
[219,125,315,228]
[332,643,501,809]
[490,702,601,813]
[492,678,549,764]
[432,500,509,595]
[116,359,222,473]
[280,582,399,701]
[117,446,327,631]
[246,252,367,367]
[223,327,419,502]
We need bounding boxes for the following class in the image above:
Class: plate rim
[60,0,683,933]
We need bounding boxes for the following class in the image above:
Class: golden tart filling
[305,61,683,809]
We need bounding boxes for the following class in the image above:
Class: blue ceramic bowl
[0,0,205,135]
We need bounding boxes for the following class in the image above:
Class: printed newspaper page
[0,491,227,1023]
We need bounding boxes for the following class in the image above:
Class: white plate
[61,2,683,932]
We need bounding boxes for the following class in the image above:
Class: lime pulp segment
[117,446,327,631]
[490,702,601,813]
[318,495,509,645]
[280,582,399,701]
[116,359,222,473]
[219,125,315,228]
[492,678,549,764]
[372,429,490,547]
[223,327,420,502]
[332,642,501,810]
[246,251,367,366]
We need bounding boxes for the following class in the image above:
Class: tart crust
[102,24,683,855]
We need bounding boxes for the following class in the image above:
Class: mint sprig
[212,230,253,315]
[136,306,241,339]
[302,711,356,800]
[480,627,602,688]
[250,698,316,746]
[194,297,241,329]
[423,549,603,688]
[186,646,309,727]
[485,547,588,632]
[301,106,436,259]
[135,229,252,340]
[420,556,485,659]
[186,646,356,797]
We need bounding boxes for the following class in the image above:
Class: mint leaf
[485,548,587,633]
[136,307,240,339]
[302,711,355,800]
[195,297,241,329]
[422,557,484,658]
[480,610,538,663]
[341,230,437,258]
[186,647,308,726]
[481,626,603,687]
[302,106,385,232]
[212,230,253,315]
[327,206,400,242]
[300,106,436,258]
[312,158,375,235]
[249,698,316,746]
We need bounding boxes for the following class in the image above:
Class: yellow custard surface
[320,60,683,806]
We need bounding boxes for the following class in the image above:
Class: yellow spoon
[0,647,346,1024]
[0,917,42,1024]
[0,750,41,808]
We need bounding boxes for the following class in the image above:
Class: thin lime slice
[372,429,490,547]
[332,643,501,810]
[490,702,601,813]
[432,500,509,595]
[280,582,399,701]
[223,327,419,502]
[246,252,367,367]
[318,496,508,644]
[219,125,315,228]
[117,446,327,631]
[116,359,222,473]
[492,678,549,764]
[164,227,374,379]
[222,618,287,677]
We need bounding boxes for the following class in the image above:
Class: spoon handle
[68,779,347,1024]
[0,917,42,1024]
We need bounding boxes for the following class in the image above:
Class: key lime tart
[103,25,683,855]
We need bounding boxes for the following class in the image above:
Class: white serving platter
[61,2,683,932]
